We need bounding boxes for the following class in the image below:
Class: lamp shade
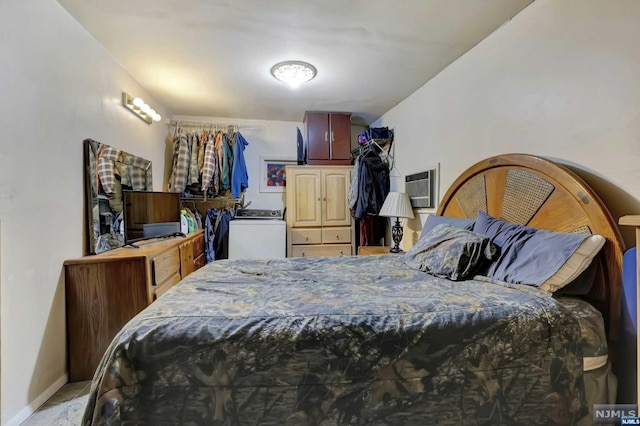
[378,192,415,219]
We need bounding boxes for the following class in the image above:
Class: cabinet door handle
[331,131,334,142]
[324,131,328,142]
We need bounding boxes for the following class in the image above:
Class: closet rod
[167,119,241,130]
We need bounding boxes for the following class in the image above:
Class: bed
[82,154,625,425]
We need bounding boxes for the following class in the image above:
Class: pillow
[404,223,496,280]
[473,211,605,293]
[419,214,475,239]
[554,256,600,296]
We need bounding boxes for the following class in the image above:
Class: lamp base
[390,217,403,253]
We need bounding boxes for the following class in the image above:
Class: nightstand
[358,246,400,255]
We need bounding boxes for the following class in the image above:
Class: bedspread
[83,254,586,425]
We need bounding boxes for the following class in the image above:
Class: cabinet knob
[336,235,340,240]
[305,236,309,241]
[317,197,321,201]
[340,251,344,255]
[323,197,327,201]
[301,252,306,257]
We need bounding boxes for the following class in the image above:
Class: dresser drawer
[153,249,180,286]
[322,227,351,244]
[193,233,205,257]
[291,244,351,258]
[154,272,181,299]
[291,228,322,244]
[194,253,206,271]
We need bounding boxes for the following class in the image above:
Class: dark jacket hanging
[354,149,390,220]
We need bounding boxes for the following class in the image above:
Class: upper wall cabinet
[305,112,351,165]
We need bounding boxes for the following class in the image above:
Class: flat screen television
[123,191,182,245]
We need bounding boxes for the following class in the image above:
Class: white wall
[172,115,303,212]
[0,1,171,424]
[374,0,640,249]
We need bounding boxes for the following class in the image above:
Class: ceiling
[58,0,534,125]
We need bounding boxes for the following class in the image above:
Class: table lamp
[378,192,415,253]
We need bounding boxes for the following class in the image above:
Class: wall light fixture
[121,92,161,124]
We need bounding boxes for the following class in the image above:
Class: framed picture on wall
[259,156,297,192]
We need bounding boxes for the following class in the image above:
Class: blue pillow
[473,211,591,288]
[420,215,475,239]
[405,224,496,280]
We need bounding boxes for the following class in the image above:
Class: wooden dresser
[64,230,205,381]
[285,165,354,257]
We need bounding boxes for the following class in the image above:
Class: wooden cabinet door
[306,112,329,162]
[322,169,351,226]
[287,168,322,227]
[329,113,351,161]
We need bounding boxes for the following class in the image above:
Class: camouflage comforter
[83,254,587,425]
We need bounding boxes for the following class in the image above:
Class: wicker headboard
[437,154,625,356]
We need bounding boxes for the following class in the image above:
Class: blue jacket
[231,132,249,198]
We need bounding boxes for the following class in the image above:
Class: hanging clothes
[360,216,387,246]
[204,208,232,262]
[353,146,390,220]
[347,155,361,212]
[214,210,232,260]
[219,133,233,192]
[96,145,121,195]
[231,132,249,198]
[201,133,217,194]
[167,123,251,198]
[169,134,190,193]
[197,131,207,173]
[204,209,217,263]
[188,133,200,185]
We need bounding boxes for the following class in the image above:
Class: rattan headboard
[437,154,625,355]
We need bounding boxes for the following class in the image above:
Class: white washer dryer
[228,218,286,259]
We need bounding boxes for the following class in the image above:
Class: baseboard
[5,373,69,426]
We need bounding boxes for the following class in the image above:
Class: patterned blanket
[83,254,586,425]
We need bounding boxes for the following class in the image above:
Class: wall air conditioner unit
[406,170,436,209]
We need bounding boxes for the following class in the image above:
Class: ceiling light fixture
[270,61,317,88]
[121,92,161,124]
